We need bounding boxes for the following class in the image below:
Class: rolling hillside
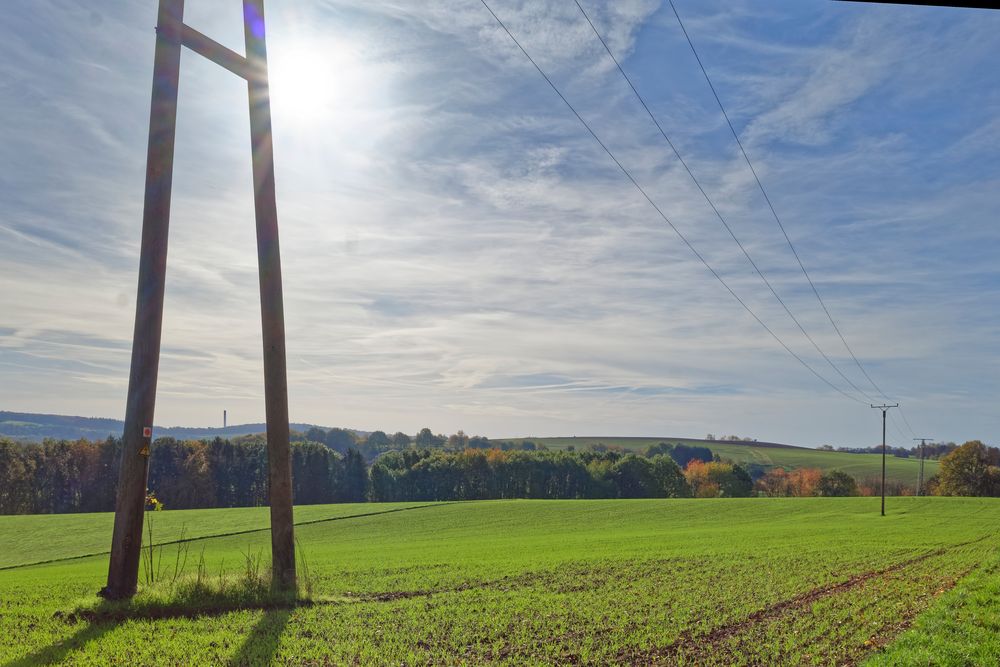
[0,410,348,442]
[499,436,938,487]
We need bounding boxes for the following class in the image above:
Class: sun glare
[268,39,369,126]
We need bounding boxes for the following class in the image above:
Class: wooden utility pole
[871,403,898,516]
[101,0,184,601]
[103,0,294,599]
[244,0,295,592]
[913,437,933,496]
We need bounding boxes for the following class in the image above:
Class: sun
[267,39,368,126]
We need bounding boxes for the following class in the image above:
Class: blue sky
[1,1,998,447]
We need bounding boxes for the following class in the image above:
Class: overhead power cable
[667,0,918,434]
[477,0,865,405]
[894,405,917,437]
[571,0,876,405]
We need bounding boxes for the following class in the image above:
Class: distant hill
[496,436,937,488]
[0,410,334,442]
[499,435,803,450]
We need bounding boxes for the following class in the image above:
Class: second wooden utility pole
[871,403,899,516]
[913,437,933,496]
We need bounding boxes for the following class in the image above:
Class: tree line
[1,435,997,514]
[0,436,366,515]
[369,449,695,501]
[0,435,734,512]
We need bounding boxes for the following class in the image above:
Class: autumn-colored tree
[693,481,721,498]
[856,480,878,497]
[447,431,470,450]
[684,460,710,496]
[755,467,823,497]
[856,475,913,498]
[938,441,999,497]
[685,460,752,498]
[787,468,823,497]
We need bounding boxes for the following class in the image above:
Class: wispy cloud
[0,1,998,446]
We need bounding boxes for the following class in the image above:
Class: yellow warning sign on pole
[138,445,150,457]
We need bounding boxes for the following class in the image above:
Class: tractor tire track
[840,563,977,667]
[619,535,992,666]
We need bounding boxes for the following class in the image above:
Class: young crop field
[507,436,938,487]
[1,498,997,665]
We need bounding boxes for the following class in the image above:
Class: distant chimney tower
[224,409,227,428]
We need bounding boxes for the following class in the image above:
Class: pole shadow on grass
[1,618,114,667]
[2,599,297,667]
[226,608,292,667]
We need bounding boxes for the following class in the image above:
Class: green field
[506,436,938,487]
[2,498,998,665]
[0,502,424,570]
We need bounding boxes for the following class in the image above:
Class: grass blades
[0,497,997,665]
[864,553,1000,666]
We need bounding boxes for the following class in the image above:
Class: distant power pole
[224,409,227,429]
[913,437,933,496]
[871,404,899,516]
[103,0,294,600]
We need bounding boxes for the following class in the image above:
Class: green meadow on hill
[1,497,998,665]
[504,436,938,487]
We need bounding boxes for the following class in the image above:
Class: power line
[895,405,918,436]
[571,0,919,437]
[571,0,876,405]
[478,0,865,405]
[888,410,911,441]
[667,0,917,428]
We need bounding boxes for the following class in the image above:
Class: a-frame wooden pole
[104,0,295,599]
[102,0,184,600]
[244,0,296,592]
